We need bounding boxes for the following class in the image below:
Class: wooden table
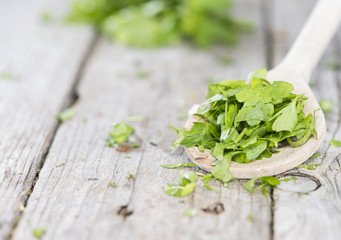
[1,0,341,239]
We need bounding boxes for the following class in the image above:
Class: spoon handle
[280,0,341,83]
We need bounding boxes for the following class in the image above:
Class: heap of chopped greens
[67,0,251,48]
[172,68,317,183]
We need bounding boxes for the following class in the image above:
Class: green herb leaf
[109,123,134,144]
[319,99,333,113]
[56,108,76,122]
[160,163,196,169]
[125,116,146,122]
[33,227,45,239]
[330,139,341,147]
[310,153,321,159]
[203,184,216,191]
[164,171,198,197]
[185,208,197,217]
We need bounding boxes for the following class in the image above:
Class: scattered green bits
[280,176,297,182]
[126,174,135,180]
[108,182,116,187]
[310,153,321,159]
[136,71,150,79]
[319,99,333,113]
[160,163,196,169]
[330,139,341,147]
[125,116,146,122]
[218,56,233,66]
[325,62,341,71]
[164,171,198,197]
[0,72,16,80]
[247,213,253,222]
[55,163,65,167]
[56,108,76,122]
[203,184,216,191]
[33,227,45,239]
[106,122,134,146]
[185,208,197,217]
[244,176,280,196]
[172,68,317,184]
[40,11,52,23]
[296,163,320,170]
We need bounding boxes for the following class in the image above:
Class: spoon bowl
[184,0,340,178]
[185,68,326,178]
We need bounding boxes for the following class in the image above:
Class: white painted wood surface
[12,0,273,239]
[0,0,340,239]
[271,0,341,239]
[0,0,94,239]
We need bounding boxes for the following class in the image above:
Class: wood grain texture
[0,0,94,238]
[270,0,341,239]
[13,0,272,239]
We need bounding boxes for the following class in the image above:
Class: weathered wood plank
[0,0,94,238]
[270,0,341,239]
[13,0,272,239]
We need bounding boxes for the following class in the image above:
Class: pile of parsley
[67,0,251,47]
[172,68,317,184]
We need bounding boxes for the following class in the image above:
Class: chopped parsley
[33,227,45,239]
[330,139,341,147]
[203,184,216,191]
[319,99,333,113]
[325,62,341,71]
[172,68,317,184]
[66,0,251,48]
[160,163,196,169]
[56,108,76,122]
[296,163,320,170]
[125,116,146,122]
[247,213,253,222]
[310,153,321,159]
[0,72,16,80]
[244,176,280,196]
[136,71,150,79]
[106,122,134,147]
[164,171,197,197]
[218,56,233,66]
[185,208,197,217]
[108,182,116,187]
[126,174,135,180]
[280,176,297,182]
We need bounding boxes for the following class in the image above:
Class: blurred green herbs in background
[66,0,252,48]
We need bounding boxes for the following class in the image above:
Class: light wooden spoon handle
[280,0,341,83]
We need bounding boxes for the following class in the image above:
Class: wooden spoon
[185,0,341,179]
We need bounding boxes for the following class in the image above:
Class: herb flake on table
[125,116,146,122]
[33,227,45,239]
[164,171,198,197]
[296,163,320,170]
[319,99,333,113]
[310,153,321,159]
[56,108,76,122]
[106,122,139,150]
[244,176,280,196]
[185,208,197,217]
[160,163,196,169]
[330,139,341,147]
